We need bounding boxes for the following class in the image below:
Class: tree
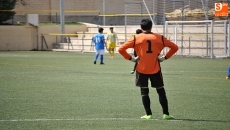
[0,0,27,24]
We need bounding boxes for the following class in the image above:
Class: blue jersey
[93,33,105,50]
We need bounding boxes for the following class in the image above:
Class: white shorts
[95,49,105,55]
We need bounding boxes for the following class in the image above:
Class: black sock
[142,95,152,115]
[157,88,169,115]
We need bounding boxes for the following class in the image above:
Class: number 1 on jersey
[146,40,153,53]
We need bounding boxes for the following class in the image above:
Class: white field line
[0,118,182,122]
[0,54,29,57]
[0,118,154,122]
[165,70,225,72]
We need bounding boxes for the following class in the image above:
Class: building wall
[14,0,225,15]
[15,0,126,15]
[11,0,228,25]
[0,26,34,50]
[0,25,87,51]
[14,0,125,25]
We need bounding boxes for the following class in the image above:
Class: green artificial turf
[0,51,229,130]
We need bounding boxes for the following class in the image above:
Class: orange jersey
[118,32,178,74]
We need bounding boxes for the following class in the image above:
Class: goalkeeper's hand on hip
[129,56,139,63]
[158,54,167,62]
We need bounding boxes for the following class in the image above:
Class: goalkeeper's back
[118,19,178,74]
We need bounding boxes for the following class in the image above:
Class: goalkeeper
[118,19,178,120]
[130,29,143,74]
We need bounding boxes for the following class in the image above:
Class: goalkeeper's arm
[118,37,135,61]
[159,37,179,62]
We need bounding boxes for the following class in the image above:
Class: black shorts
[135,70,164,88]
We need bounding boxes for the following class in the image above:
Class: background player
[92,27,107,65]
[130,29,143,74]
[226,66,230,80]
[106,27,118,59]
[118,19,178,120]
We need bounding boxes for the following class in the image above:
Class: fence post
[164,21,168,55]
[211,20,214,59]
[81,32,85,52]
[41,35,43,50]
[189,35,191,55]
[224,20,227,54]
[206,22,209,56]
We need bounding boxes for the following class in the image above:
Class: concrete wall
[13,0,125,25]
[0,25,87,51]
[14,0,221,15]
[0,23,228,53]
[0,26,35,50]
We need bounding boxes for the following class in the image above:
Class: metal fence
[165,20,230,58]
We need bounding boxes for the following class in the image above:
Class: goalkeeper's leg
[130,62,137,74]
[156,87,174,120]
[156,87,169,115]
[141,87,152,116]
[137,73,153,119]
[150,71,169,115]
[133,62,137,71]
[150,71,174,120]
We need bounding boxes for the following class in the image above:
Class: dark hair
[140,19,152,31]
[98,27,104,33]
[136,29,142,34]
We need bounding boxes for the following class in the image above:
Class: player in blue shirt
[227,66,230,80]
[92,27,107,64]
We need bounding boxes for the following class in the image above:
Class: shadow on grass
[174,119,230,123]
